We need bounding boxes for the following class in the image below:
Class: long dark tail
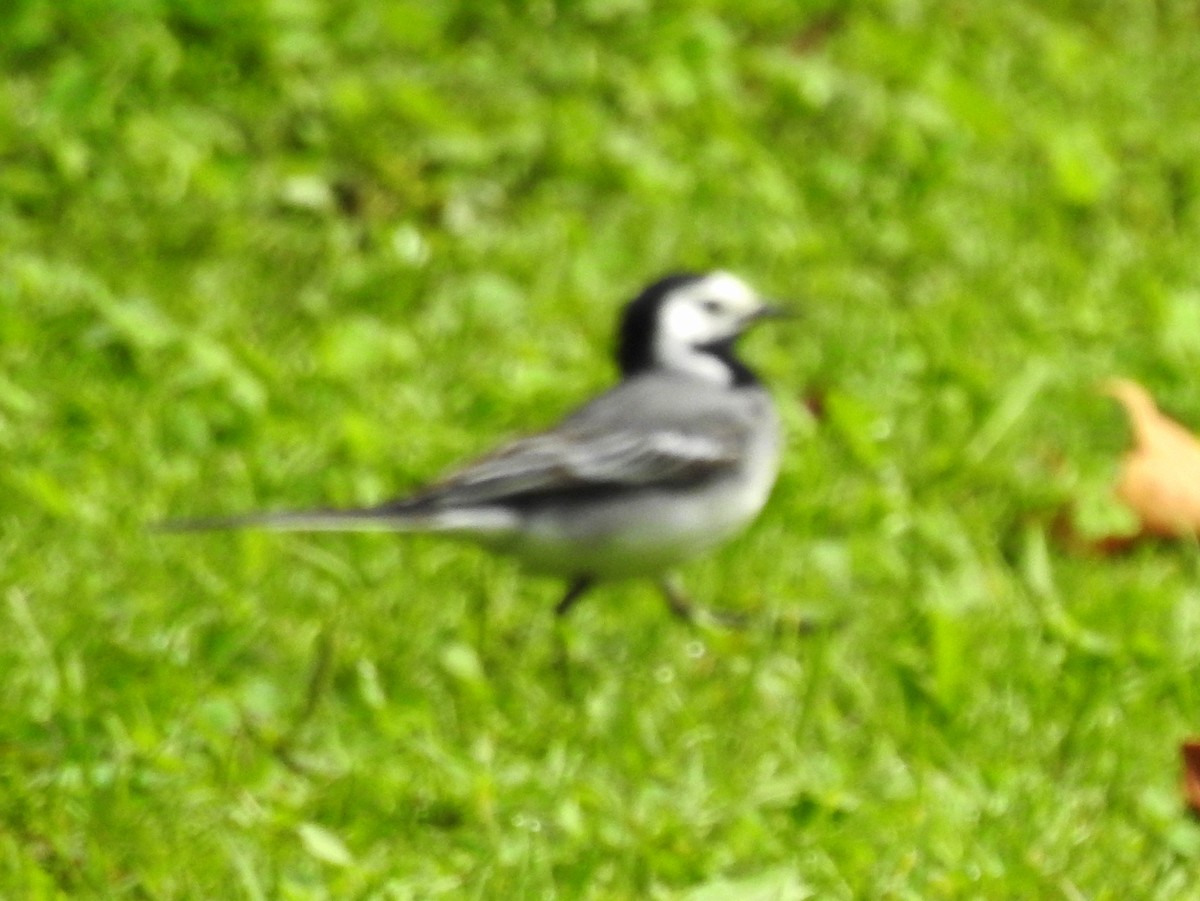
[153,498,514,535]
[153,500,434,534]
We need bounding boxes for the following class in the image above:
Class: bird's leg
[553,576,595,699]
[554,576,596,617]
[552,616,576,699]
[242,623,338,776]
[659,575,749,629]
[658,575,699,622]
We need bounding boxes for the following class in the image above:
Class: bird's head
[616,271,783,385]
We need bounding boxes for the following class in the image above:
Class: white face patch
[652,272,767,383]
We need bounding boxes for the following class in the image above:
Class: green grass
[4,0,1200,896]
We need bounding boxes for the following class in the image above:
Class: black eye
[702,300,723,314]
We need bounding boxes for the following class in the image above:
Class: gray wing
[394,375,757,510]
[402,423,744,509]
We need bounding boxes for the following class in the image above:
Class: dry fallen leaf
[1105,378,1200,538]
[1182,739,1200,816]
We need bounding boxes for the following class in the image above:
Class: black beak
[746,302,793,323]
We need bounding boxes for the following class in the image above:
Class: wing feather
[397,420,746,509]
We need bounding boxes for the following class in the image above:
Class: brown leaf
[1182,739,1200,816]
[801,385,828,421]
[791,12,845,54]
[1105,378,1200,538]
[1049,501,1148,556]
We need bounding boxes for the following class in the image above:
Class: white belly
[495,400,780,577]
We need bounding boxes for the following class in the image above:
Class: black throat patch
[698,336,762,387]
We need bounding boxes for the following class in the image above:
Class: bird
[162,271,785,623]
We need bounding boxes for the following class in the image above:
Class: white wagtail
[164,271,784,622]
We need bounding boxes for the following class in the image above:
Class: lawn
[4,0,1200,897]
